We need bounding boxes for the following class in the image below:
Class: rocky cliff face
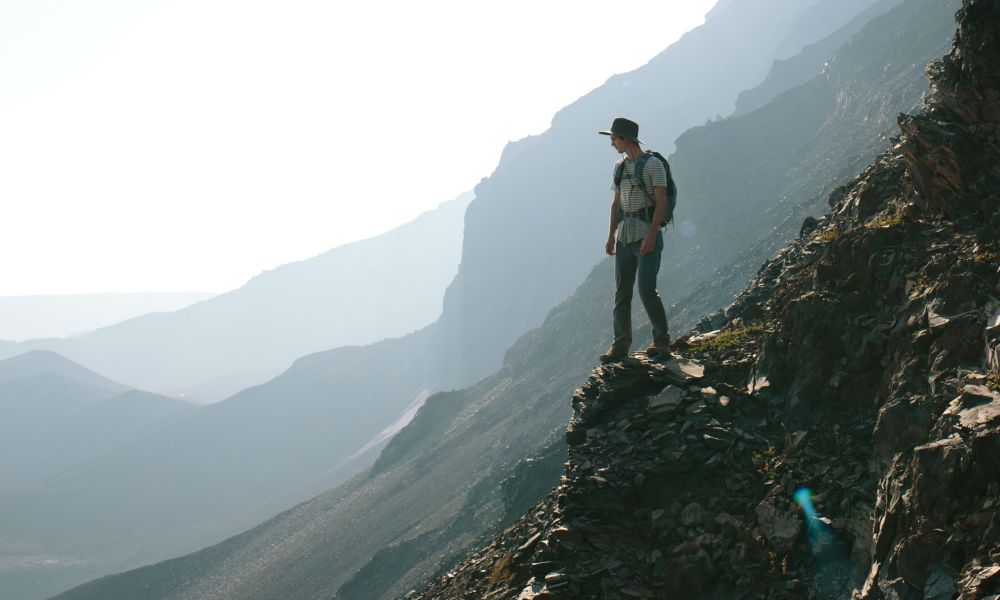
[413,1,1000,598]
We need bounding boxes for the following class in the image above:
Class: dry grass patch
[690,323,767,353]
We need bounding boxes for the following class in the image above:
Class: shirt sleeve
[645,158,668,189]
[611,159,624,192]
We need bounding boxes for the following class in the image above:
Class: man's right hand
[605,237,616,256]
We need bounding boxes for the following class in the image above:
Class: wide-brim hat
[598,117,643,144]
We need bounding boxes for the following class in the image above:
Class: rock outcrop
[412,1,1000,598]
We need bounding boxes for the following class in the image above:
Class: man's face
[610,134,627,153]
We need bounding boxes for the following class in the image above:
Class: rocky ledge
[414,326,997,599]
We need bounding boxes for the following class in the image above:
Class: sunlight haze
[0,0,716,295]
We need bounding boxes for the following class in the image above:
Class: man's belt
[617,206,654,223]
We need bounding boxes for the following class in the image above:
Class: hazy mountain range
[0,0,970,598]
[0,193,471,402]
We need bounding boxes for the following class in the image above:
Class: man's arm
[606,191,621,255]
[639,186,667,256]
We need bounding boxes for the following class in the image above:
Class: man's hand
[639,232,656,256]
[605,236,616,256]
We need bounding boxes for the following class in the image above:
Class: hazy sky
[1,0,717,295]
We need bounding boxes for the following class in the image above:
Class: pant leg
[613,240,639,351]
[636,231,670,344]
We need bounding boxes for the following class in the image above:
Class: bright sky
[0,0,717,295]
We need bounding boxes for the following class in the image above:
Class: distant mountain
[42,0,964,597]
[0,374,118,426]
[732,0,903,116]
[0,329,435,600]
[0,379,191,490]
[0,350,128,391]
[771,0,896,61]
[0,292,213,342]
[0,350,191,490]
[0,194,471,401]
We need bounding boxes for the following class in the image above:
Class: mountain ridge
[0,350,129,392]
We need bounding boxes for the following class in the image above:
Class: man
[598,117,671,362]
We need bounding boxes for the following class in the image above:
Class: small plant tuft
[974,250,999,265]
[867,211,904,229]
[753,442,781,483]
[487,554,516,587]
[813,227,840,243]
[691,323,767,353]
[767,551,789,576]
[912,272,931,296]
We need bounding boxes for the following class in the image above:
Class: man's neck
[624,144,643,160]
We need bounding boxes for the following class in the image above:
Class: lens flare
[793,485,851,596]
[794,487,815,518]
[794,487,828,547]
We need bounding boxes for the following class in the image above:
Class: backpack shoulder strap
[653,151,678,202]
[633,152,653,194]
[613,159,626,188]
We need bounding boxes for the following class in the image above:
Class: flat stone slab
[649,385,684,410]
[959,398,1000,430]
[665,359,705,381]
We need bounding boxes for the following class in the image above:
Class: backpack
[613,150,678,227]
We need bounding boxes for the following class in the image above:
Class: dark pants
[613,232,670,351]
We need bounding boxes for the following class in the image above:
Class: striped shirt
[612,155,668,244]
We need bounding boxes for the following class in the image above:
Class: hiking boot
[643,341,672,360]
[599,347,629,362]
